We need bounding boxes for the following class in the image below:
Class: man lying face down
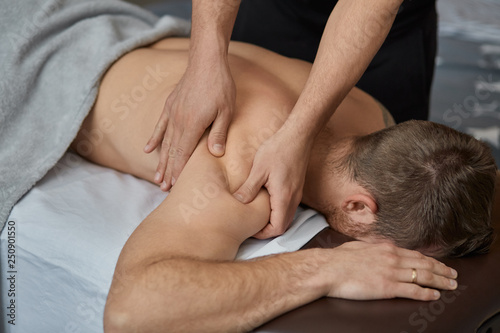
[69,38,497,332]
[304,120,496,258]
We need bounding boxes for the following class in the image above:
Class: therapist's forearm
[190,0,241,63]
[284,0,402,139]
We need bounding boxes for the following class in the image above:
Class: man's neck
[302,137,353,212]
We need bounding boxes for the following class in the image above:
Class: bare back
[72,38,386,191]
[71,38,388,266]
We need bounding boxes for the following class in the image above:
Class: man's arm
[144,0,241,189]
[103,148,326,332]
[233,0,404,238]
[104,144,458,333]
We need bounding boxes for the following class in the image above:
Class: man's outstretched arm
[103,149,458,333]
[105,230,457,332]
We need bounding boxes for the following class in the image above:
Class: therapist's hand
[144,58,236,191]
[233,126,313,239]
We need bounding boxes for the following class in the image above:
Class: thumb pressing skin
[233,169,266,204]
[208,115,230,157]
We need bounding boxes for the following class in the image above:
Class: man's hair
[344,120,497,257]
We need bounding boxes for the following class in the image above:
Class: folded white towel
[237,208,328,260]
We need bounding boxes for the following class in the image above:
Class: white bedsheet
[0,152,327,333]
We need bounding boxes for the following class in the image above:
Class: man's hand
[323,242,458,301]
[144,58,236,191]
[233,127,313,239]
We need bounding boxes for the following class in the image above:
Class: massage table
[255,172,500,333]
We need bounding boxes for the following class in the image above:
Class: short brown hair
[345,120,497,257]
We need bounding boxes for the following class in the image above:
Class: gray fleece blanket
[0,0,190,230]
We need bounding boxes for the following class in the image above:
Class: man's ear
[341,194,378,225]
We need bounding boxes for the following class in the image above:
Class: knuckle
[416,288,435,301]
[438,276,450,289]
[409,285,422,299]
[162,137,171,146]
[242,184,255,196]
[210,131,227,142]
[381,252,399,266]
[424,289,437,301]
[429,257,442,267]
[384,267,398,281]
[421,260,434,271]
[419,270,433,282]
[380,280,394,295]
[414,251,426,260]
[176,146,185,157]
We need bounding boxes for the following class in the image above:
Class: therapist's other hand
[233,127,312,239]
[144,58,236,191]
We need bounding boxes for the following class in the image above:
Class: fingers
[395,267,457,289]
[169,128,202,185]
[253,212,289,240]
[207,110,230,157]
[144,106,169,154]
[149,95,174,188]
[233,166,267,205]
[377,264,458,301]
[254,191,299,239]
[151,101,208,191]
[392,283,442,301]
[399,257,457,280]
[389,250,458,301]
[327,242,460,302]
[156,122,175,190]
[253,223,285,240]
[384,246,458,280]
[391,269,457,301]
[267,199,290,237]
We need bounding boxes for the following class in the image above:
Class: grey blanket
[0,0,190,230]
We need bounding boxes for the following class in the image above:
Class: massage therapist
[143,0,435,238]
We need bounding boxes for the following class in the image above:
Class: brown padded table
[254,172,500,333]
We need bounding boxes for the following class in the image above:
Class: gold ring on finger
[411,268,417,284]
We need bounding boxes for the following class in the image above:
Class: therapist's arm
[234,0,403,239]
[144,0,241,190]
